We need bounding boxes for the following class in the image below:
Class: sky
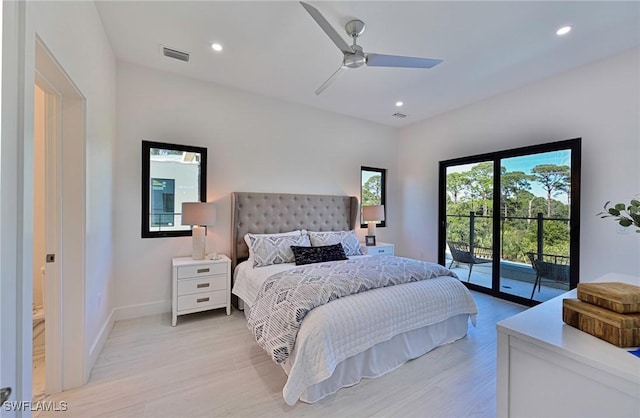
[447,149,571,200]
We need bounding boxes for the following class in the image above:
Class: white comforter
[232,259,477,405]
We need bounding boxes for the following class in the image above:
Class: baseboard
[85,301,171,380]
[87,308,115,379]
[113,300,171,321]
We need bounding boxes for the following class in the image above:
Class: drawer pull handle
[197,283,210,288]
[197,297,210,303]
[197,268,210,273]
[378,249,384,253]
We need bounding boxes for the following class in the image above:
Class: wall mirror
[141,140,207,238]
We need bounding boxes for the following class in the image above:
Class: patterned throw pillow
[291,244,348,266]
[247,233,311,268]
[245,231,302,260]
[307,230,363,256]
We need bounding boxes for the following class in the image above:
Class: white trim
[87,308,115,375]
[113,301,171,322]
[1,1,28,411]
[34,36,88,391]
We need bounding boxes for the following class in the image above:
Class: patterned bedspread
[247,256,458,363]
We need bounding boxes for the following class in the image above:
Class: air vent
[392,112,407,118]
[162,46,190,62]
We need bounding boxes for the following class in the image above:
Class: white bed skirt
[241,302,470,404]
[284,313,470,404]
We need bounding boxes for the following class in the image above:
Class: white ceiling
[95,1,640,128]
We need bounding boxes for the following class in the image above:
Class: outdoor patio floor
[448,261,568,302]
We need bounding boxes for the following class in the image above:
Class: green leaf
[630,199,640,207]
[614,203,626,211]
[619,218,633,227]
[608,208,620,216]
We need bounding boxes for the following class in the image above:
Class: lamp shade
[181,202,216,226]
[362,205,385,222]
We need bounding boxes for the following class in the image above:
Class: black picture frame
[365,236,376,246]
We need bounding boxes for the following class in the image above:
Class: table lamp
[181,202,216,259]
[362,204,385,246]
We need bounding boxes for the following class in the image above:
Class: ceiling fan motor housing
[344,52,366,68]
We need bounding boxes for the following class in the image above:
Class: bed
[230,192,478,405]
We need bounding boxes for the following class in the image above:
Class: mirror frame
[141,140,208,238]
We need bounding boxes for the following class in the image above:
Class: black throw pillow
[291,243,348,266]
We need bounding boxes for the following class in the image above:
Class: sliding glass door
[439,139,580,306]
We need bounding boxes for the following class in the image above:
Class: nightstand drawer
[178,274,226,295]
[177,290,226,311]
[369,246,393,255]
[177,262,227,279]
[363,243,395,256]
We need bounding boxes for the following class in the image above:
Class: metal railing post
[537,212,544,260]
[469,211,475,255]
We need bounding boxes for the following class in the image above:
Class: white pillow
[245,231,311,268]
[307,230,363,256]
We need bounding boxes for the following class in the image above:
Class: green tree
[362,175,381,206]
[531,164,570,217]
[469,162,493,215]
[446,172,468,205]
[501,170,533,217]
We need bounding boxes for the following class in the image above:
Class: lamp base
[192,226,206,260]
[367,222,377,237]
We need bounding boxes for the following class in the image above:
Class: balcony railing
[446,211,570,263]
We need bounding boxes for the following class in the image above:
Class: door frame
[35,36,87,392]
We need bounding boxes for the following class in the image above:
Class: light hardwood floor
[39,291,525,418]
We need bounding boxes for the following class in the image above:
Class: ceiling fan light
[556,26,572,36]
[395,101,403,107]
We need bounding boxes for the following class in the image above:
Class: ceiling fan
[300,1,443,95]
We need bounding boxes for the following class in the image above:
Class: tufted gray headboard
[230,192,359,270]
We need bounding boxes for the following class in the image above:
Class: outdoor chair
[447,241,493,281]
[526,252,570,299]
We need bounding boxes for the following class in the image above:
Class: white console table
[497,273,640,418]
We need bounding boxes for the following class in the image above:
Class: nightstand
[361,242,395,256]
[172,255,231,326]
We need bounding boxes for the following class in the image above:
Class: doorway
[32,83,49,401]
[34,37,87,394]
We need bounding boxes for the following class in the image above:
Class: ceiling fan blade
[300,2,353,54]
[366,53,443,69]
[315,66,347,95]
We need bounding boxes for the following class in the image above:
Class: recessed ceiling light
[556,26,572,36]
[395,101,403,107]
[211,43,223,52]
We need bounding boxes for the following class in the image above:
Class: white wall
[397,47,640,282]
[27,0,116,384]
[113,62,398,315]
